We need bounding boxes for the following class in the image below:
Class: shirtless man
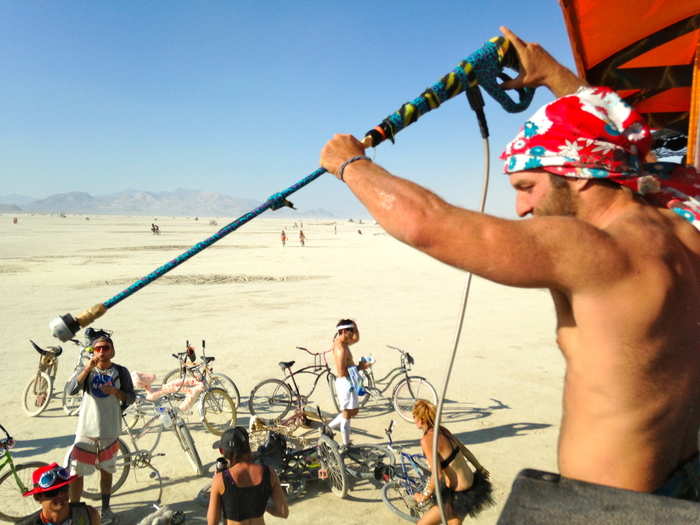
[319,27,700,498]
[328,319,368,447]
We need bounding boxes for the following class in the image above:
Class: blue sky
[0,1,575,218]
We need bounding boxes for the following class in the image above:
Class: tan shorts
[67,436,121,475]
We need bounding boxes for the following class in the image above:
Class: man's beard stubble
[534,178,577,217]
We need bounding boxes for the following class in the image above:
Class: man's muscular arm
[320,137,631,292]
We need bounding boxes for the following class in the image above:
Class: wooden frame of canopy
[558,0,700,166]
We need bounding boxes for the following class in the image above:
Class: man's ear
[572,178,593,192]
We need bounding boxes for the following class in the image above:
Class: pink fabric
[501,86,700,230]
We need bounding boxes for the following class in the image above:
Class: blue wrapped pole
[48,34,536,341]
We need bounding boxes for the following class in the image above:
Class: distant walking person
[66,330,135,524]
[299,229,306,247]
[281,230,287,247]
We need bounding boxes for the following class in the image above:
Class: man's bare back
[554,204,700,490]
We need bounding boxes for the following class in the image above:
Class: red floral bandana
[501,87,700,230]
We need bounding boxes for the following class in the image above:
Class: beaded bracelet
[337,155,371,182]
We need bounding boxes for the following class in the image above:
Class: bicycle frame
[363,346,415,397]
[0,449,28,493]
[282,347,333,408]
[0,424,30,493]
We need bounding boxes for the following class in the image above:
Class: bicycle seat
[30,340,63,357]
[278,361,295,370]
[203,356,215,364]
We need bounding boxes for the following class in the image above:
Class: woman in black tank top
[412,400,494,524]
[207,427,289,524]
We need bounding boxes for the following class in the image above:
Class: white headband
[336,323,356,332]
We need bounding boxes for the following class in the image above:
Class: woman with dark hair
[412,400,494,524]
[207,426,288,525]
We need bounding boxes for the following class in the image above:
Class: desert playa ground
[1,212,563,524]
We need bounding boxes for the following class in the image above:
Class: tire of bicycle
[316,435,348,498]
[248,379,293,421]
[82,439,131,500]
[209,373,241,408]
[392,376,438,423]
[201,387,237,436]
[0,461,48,521]
[128,411,164,455]
[327,373,370,412]
[343,444,396,480]
[382,479,424,523]
[174,422,204,476]
[21,371,54,417]
[161,367,186,386]
[61,381,81,416]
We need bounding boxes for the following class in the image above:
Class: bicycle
[381,420,432,523]
[22,328,109,417]
[121,390,206,476]
[248,346,336,422]
[0,423,48,522]
[61,341,94,416]
[83,392,203,500]
[162,340,241,408]
[135,355,236,436]
[80,407,172,500]
[22,340,61,417]
[330,345,438,422]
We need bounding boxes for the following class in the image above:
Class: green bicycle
[0,423,48,522]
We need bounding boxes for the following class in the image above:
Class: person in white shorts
[65,331,134,524]
[328,319,371,446]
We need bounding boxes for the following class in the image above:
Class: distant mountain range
[0,189,336,218]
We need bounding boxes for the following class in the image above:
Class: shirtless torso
[552,205,700,491]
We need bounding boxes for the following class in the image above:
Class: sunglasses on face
[92,345,111,352]
[37,466,71,489]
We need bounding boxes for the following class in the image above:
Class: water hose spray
[49,35,534,342]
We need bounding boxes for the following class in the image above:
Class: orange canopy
[559,0,700,162]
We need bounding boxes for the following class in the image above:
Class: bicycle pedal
[318,468,329,480]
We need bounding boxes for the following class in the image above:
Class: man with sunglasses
[66,332,134,524]
[19,463,99,525]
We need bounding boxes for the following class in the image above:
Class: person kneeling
[19,463,99,525]
[413,400,494,524]
[207,427,288,525]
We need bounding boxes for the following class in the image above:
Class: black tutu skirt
[440,470,495,518]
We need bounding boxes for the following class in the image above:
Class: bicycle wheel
[0,461,46,521]
[62,381,82,416]
[316,435,348,498]
[162,367,185,386]
[392,376,438,422]
[248,379,293,421]
[382,479,424,523]
[174,421,204,476]
[201,387,237,435]
[210,373,241,408]
[127,411,164,455]
[22,371,53,417]
[82,439,131,500]
[343,444,395,479]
